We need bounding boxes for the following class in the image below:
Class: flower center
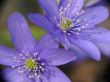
[60,18,74,30]
[26,58,38,70]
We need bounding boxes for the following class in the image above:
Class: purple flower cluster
[0,0,109,82]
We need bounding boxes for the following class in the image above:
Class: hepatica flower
[29,0,109,60]
[0,13,76,82]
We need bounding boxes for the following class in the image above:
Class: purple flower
[29,0,109,60]
[0,13,76,82]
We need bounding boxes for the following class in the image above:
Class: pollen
[61,18,74,30]
[26,58,38,70]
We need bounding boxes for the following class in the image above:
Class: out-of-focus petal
[59,0,84,17]
[42,66,71,82]
[80,27,110,57]
[70,43,89,60]
[70,37,100,61]
[0,46,23,66]
[8,12,36,53]
[39,48,76,66]
[95,42,110,57]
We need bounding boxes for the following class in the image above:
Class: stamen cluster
[12,51,46,81]
[54,0,89,35]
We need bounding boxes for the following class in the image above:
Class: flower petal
[29,13,56,33]
[59,0,84,17]
[38,0,59,17]
[0,46,22,66]
[70,43,89,60]
[80,27,110,57]
[8,12,36,53]
[70,37,100,60]
[80,6,109,26]
[39,48,76,66]
[52,31,71,49]
[80,27,110,43]
[3,69,32,82]
[42,66,71,82]
[34,34,59,52]
[95,42,110,57]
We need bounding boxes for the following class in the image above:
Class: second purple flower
[29,0,109,60]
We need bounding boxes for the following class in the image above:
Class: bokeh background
[0,0,110,82]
